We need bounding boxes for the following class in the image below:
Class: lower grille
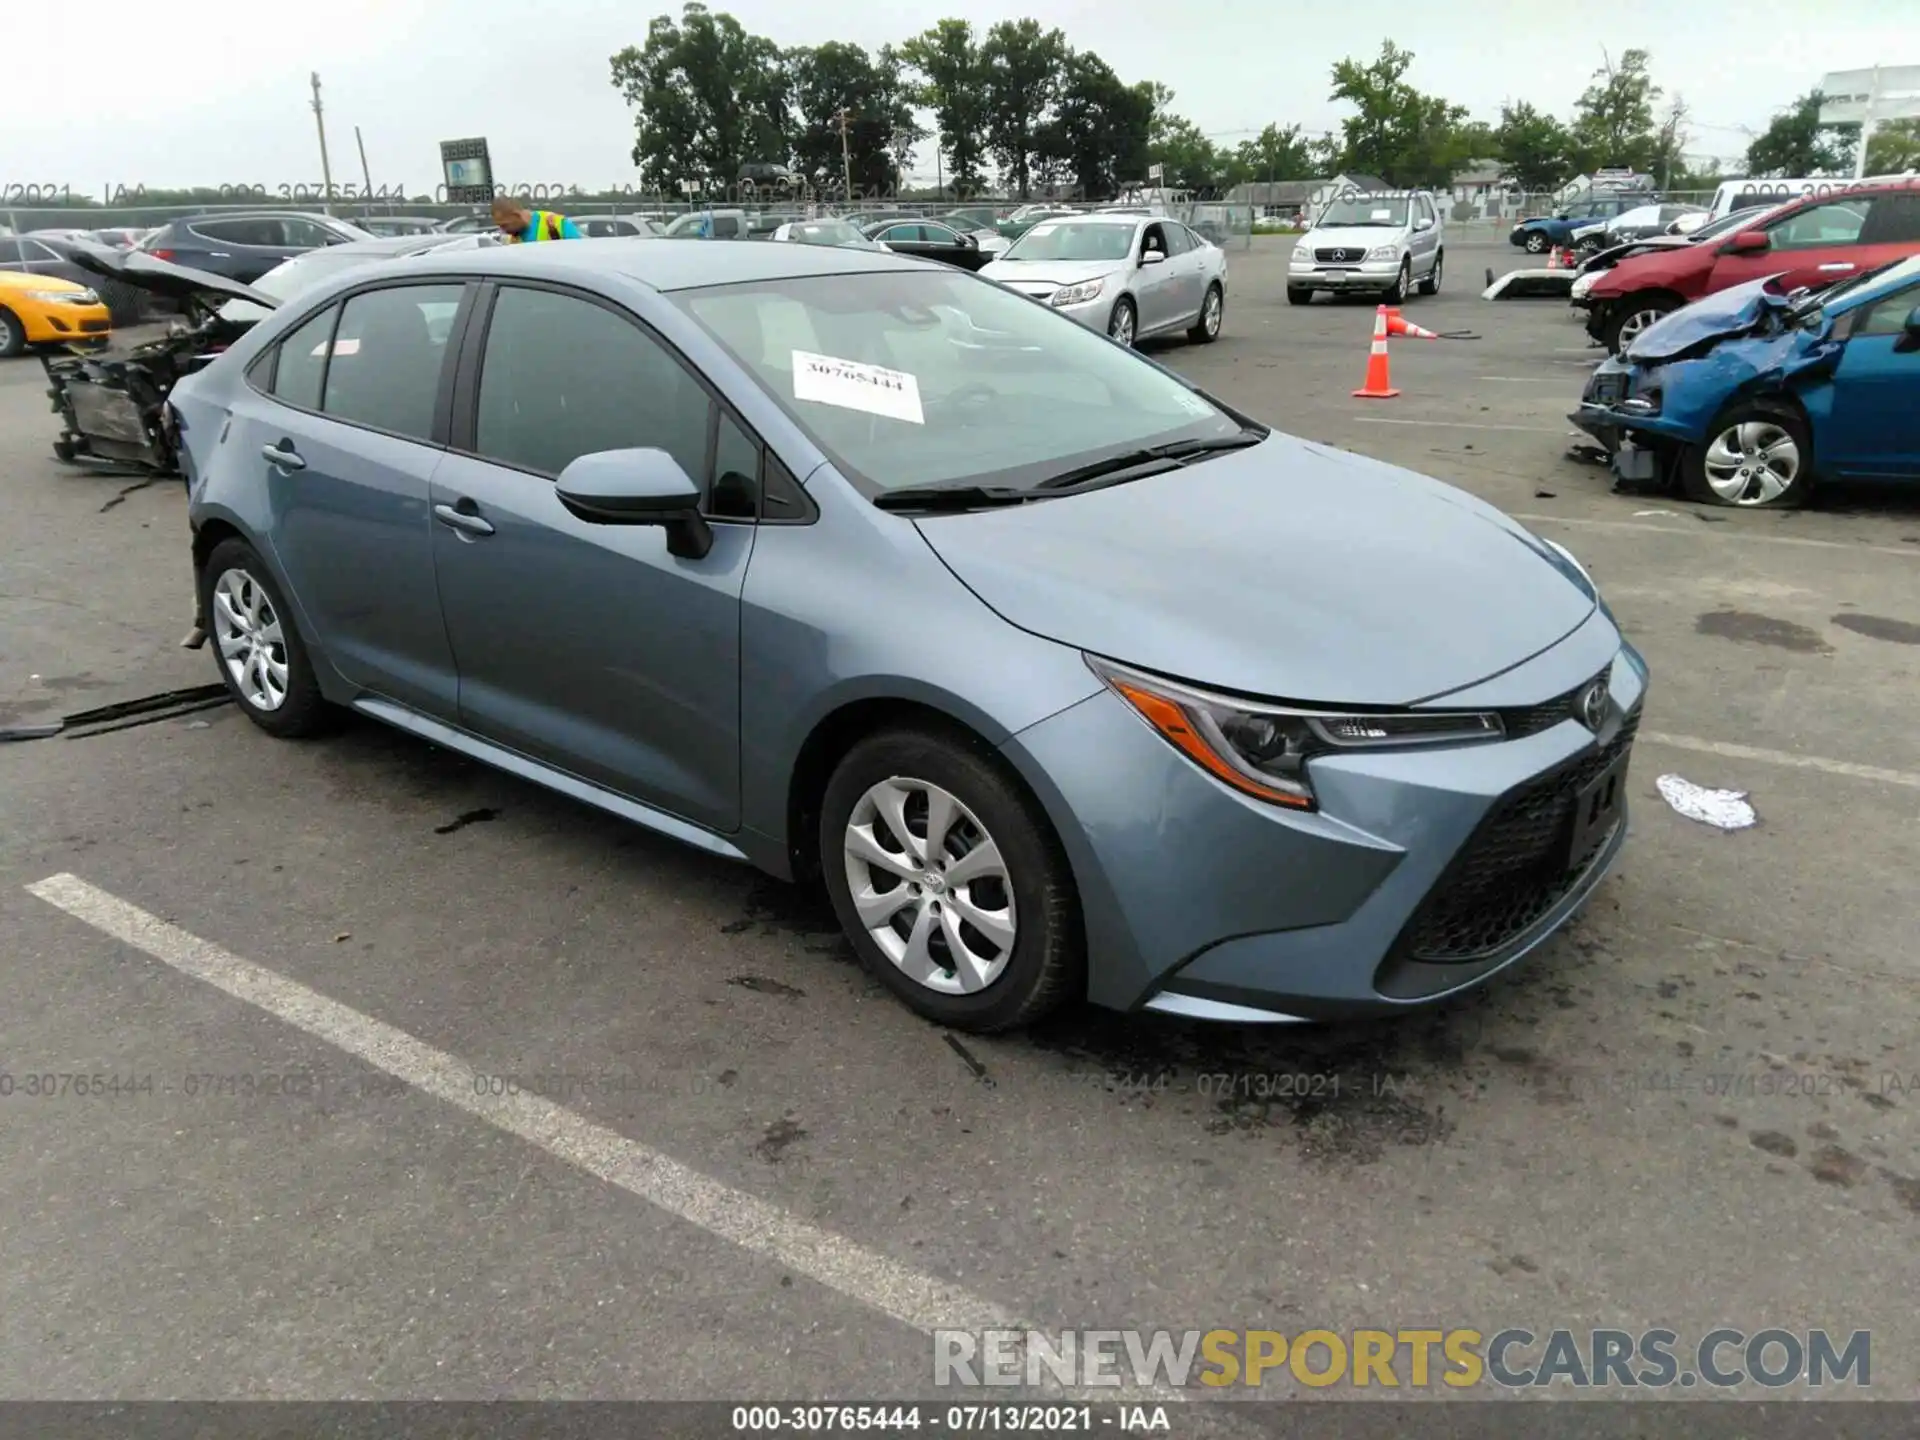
[1396,709,1639,963]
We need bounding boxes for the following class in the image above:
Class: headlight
[1052,279,1107,306]
[29,289,98,304]
[1570,273,1596,299]
[1364,245,1398,262]
[1088,655,1504,810]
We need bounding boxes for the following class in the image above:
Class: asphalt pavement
[0,233,1915,1406]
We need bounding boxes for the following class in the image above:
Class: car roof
[1031,212,1145,226]
[366,234,930,294]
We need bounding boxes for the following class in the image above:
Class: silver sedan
[979,212,1227,347]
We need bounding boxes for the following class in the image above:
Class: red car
[1580,181,1920,353]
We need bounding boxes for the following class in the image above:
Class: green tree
[1044,51,1154,198]
[1569,47,1661,172]
[1147,88,1225,191]
[1492,101,1573,191]
[610,3,791,196]
[1866,117,1920,173]
[1744,90,1855,177]
[900,20,991,195]
[978,20,1070,200]
[1326,42,1470,187]
[1232,124,1316,186]
[787,41,919,195]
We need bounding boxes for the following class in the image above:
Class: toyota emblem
[1577,679,1610,732]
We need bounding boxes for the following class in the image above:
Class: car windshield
[784,219,882,249]
[1317,197,1410,227]
[1000,221,1136,262]
[1690,206,1776,241]
[672,269,1243,496]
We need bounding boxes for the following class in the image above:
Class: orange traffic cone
[1352,305,1399,398]
[1386,311,1440,340]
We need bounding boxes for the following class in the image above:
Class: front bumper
[1003,618,1649,1021]
[19,301,113,344]
[1289,261,1401,292]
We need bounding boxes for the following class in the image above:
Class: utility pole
[310,72,336,215]
[354,126,375,208]
[935,131,943,202]
[1854,65,1882,180]
[836,107,854,205]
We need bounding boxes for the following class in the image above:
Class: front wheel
[1602,296,1676,355]
[1107,296,1136,347]
[1189,283,1223,343]
[1524,231,1549,254]
[0,307,25,359]
[1417,250,1443,296]
[1682,402,1814,509]
[200,538,336,737]
[1387,259,1411,304]
[1286,287,1312,305]
[820,728,1083,1032]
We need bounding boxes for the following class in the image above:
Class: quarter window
[271,306,337,411]
[473,285,712,485]
[320,284,464,441]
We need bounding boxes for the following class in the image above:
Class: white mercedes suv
[1287,189,1445,305]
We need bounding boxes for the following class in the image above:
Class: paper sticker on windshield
[1370,208,1393,221]
[792,350,924,425]
[1173,389,1212,416]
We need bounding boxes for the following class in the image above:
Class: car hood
[979,258,1124,288]
[912,436,1597,706]
[1625,275,1794,362]
[1300,226,1404,250]
[0,270,90,295]
[1580,236,1691,272]
[64,243,279,311]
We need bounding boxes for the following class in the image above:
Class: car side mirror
[1554,212,1569,221]
[1726,230,1770,254]
[1898,305,1920,353]
[1414,216,1434,231]
[555,447,713,559]
[1140,251,1165,266]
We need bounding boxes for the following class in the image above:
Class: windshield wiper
[872,484,1044,512]
[1033,431,1265,492]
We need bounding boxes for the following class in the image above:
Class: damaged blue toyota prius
[1572,254,1920,508]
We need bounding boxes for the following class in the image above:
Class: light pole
[836,107,854,203]
[310,72,337,214]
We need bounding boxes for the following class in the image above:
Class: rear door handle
[434,501,495,537]
[261,442,305,470]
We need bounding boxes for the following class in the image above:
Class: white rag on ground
[1655,774,1757,830]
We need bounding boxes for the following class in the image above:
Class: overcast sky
[3,0,1906,198]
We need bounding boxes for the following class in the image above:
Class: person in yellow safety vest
[491,195,582,242]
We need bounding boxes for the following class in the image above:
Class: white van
[1706,174,1911,219]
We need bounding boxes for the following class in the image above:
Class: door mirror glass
[555,448,714,558]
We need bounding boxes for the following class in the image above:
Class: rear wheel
[200,538,336,738]
[1682,401,1814,509]
[820,728,1083,1032]
[1189,283,1224,343]
[0,307,25,359]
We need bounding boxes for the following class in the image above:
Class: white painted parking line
[1352,417,1569,434]
[1512,512,1920,561]
[1641,734,1920,791]
[23,876,1015,1334]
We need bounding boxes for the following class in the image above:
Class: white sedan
[979,212,1227,348]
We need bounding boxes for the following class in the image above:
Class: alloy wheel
[842,776,1017,996]
[1615,306,1668,350]
[211,567,291,711]
[1202,287,1222,337]
[1703,421,1800,505]
[1526,232,1548,253]
[1109,303,1135,347]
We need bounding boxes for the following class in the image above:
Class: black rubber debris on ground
[434,807,501,835]
[943,1033,995,1087]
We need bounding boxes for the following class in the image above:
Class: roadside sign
[440,138,495,204]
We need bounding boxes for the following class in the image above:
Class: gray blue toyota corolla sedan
[169,239,1647,1033]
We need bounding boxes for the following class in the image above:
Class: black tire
[1681,399,1815,510]
[1106,296,1136,348]
[199,538,336,738]
[1601,294,1677,355]
[819,727,1083,1033]
[1417,250,1443,296]
[1188,282,1224,343]
[0,307,25,359]
[1286,287,1312,305]
[1524,231,1549,254]
[1388,259,1411,304]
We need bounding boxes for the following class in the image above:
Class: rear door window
[321,283,465,442]
[1859,193,1920,245]
[194,218,285,247]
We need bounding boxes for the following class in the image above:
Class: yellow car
[0,270,112,357]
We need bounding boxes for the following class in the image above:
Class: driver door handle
[434,501,495,537]
[261,442,305,470]
[1817,263,1855,271]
